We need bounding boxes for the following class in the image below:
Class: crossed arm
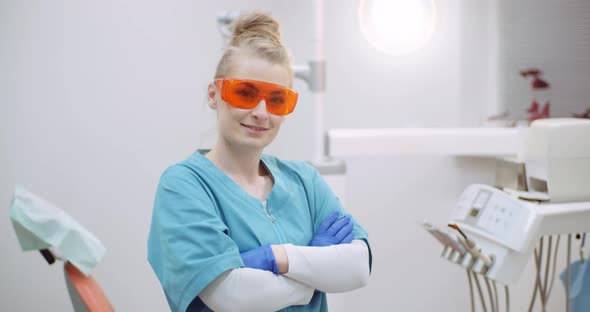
[199,241,370,311]
[198,212,371,312]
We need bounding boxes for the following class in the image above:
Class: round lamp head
[359,0,437,56]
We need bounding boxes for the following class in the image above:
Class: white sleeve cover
[283,239,370,293]
[198,267,315,312]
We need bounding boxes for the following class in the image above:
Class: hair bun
[214,10,292,80]
[231,11,282,47]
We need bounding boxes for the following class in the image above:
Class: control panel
[449,184,534,252]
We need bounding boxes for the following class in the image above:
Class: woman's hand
[309,211,354,247]
[240,244,289,274]
[240,244,279,274]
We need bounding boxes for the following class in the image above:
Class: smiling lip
[241,124,269,131]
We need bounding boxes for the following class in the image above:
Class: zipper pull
[262,200,276,222]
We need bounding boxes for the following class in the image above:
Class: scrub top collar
[193,150,291,209]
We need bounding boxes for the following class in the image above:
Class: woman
[148,11,372,312]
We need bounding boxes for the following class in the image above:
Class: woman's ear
[207,83,218,110]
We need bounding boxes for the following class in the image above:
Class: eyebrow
[270,90,286,95]
[238,82,259,92]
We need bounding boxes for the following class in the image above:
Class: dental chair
[10,185,113,311]
[38,249,114,312]
[63,259,114,312]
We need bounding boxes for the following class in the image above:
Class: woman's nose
[251,100,269,119]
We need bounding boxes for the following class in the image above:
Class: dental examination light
[358,0,437,56]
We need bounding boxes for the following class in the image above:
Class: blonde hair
[214,11,293,84]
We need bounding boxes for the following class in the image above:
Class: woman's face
[208,55,292,151]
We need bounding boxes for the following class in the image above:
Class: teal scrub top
[147,151,372,312]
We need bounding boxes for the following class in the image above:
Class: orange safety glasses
[215,78,298,116]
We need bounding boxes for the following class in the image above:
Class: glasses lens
[265,89,288,115]
[227,81,260,108]
[218,79,297,116]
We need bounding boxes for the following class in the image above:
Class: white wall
[0,0,572,311]
[499,0,590,120]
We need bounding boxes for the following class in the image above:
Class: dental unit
[424,118,590,312]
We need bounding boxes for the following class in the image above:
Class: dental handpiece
[448,223,493,267]
[458,236,493,267]
[423,222,466,254]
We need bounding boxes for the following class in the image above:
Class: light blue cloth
[9,185,105,276]
[560,259,590,312]
[147,151,371,312]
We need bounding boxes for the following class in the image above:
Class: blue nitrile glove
[240,244,279,274]
[309,211,355,247]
